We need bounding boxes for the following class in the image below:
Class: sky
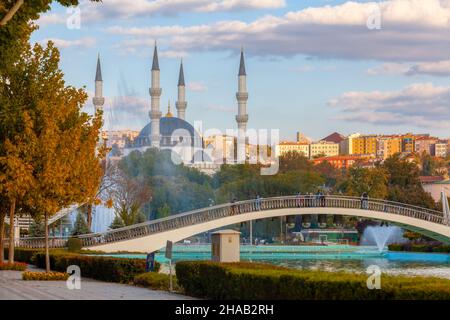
[32,0,450,141]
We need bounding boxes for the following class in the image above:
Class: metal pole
[169,259,173,292]
[249,220,253,245]
[280,217,283,244]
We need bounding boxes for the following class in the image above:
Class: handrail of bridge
[5,195,448,249]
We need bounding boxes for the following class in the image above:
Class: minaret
[149,42,162,148]
[93,54,105,113]
[236,48,249,162]
[176,59,187,120]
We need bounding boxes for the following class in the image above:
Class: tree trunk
[0,211,5,264]
[87,204,92,230]
[44,212,50,273]
[8,199,16,263]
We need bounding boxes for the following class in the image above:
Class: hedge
[3,248,43,264]
[32,252,161,283]
[175,261,450,300]
[22,271,69,281]
[388,243,450,253]
[0,262,27,271]
[134,272,181,292]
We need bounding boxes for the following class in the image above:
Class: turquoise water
[101,245,450,279]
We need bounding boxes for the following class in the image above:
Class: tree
[4,42,104,272]
[383,154,436,208]
[0,112,36,263]
[29,218,45,237]
[109,215,125,230]
[278,151,313,173]
[108,169,152,226]
[72,212,90,236]
[339,167,388,199]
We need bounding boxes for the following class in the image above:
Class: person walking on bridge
[296,192,303,208]
[255,194,262,211]
[361,192,369,210]
[231,197,239,215]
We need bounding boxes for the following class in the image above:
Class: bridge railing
[8,195,447,249]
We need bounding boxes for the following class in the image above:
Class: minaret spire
[236,47,249,163]
[239,47,246,76]
[152,41,160,71]
[166,99,173,117]
[176,59,187,120]
[149,41,162,148]
[93,53,104,113]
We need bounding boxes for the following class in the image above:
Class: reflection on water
[104,245,450,279]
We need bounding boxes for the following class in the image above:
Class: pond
[101,244,450,279]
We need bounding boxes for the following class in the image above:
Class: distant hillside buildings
[275,131,449,169]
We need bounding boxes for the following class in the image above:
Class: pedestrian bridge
[14,195,450,253]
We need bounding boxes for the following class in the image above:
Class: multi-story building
[401,133,415,154]
[275,141,310,157]
[352,135,377,155]
[415,136,438,155]
[204,134,236,163]
[339,133,361,155]
[309,141,339,158]
[434,141,448,158]
[102,130,140,149]
[376,136,402,159]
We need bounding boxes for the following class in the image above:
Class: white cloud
[38,0,285,26]
[159,50,189,59]
[187,81,208,92]
[40,37,96,48]
[105,0,450,62]
[329,82,450,128]
[367,63,411,75]
[368,60,450,76]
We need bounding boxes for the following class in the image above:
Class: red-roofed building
[313,155,374,169]
[321,132,346,144]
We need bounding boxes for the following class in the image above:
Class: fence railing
[4,195,447,249]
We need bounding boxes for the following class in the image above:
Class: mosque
[92,43,249,168]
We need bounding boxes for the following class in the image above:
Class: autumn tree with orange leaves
[0,41,104,271]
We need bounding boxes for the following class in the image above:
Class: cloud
[328,82,450,128]
[187,81,208,92]
[40,37,96,48]
[368,60,450,76]
[37,0,285,26]
[105,0,450,62]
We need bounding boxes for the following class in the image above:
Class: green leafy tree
[29,218,45,237]
[72,212,90,236]
[383,154,436,208]
[109,215,125,230]
[339,167,388,199]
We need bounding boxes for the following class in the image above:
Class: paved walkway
[0,267,192,300]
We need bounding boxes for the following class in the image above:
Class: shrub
[0,262,27,271]
[33,252,147,283]
[388,243,450,253]
[22,271,69,281]
[67,238,82,252]
[3,248,42,264]
[134,272,181,292]
[387,244,403,251]
[175,261,450,300]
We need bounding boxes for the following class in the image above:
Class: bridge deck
[5,195,448,249]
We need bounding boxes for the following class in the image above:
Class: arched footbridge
[12,195,450,253]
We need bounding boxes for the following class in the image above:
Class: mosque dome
[134,116,203,149]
